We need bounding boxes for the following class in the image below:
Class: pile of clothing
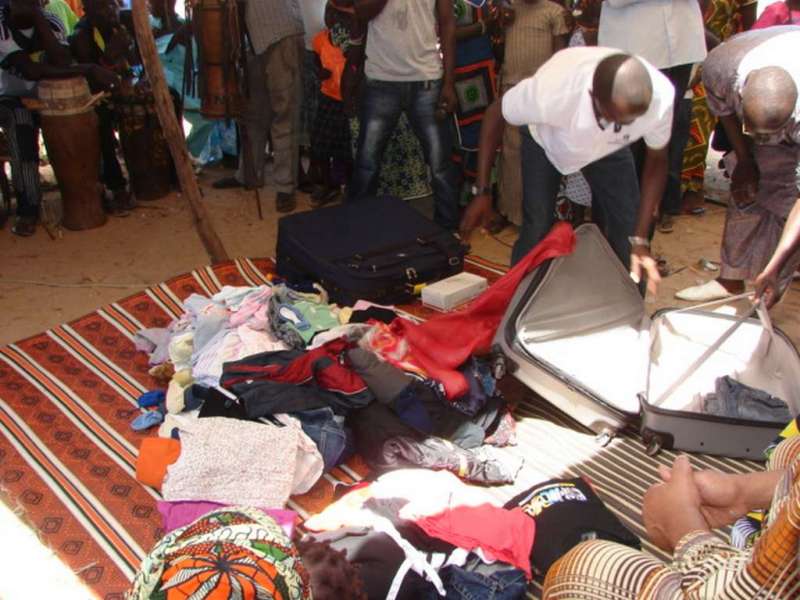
[133,279,523,518]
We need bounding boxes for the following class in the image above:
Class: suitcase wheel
[594,428,615,448]
[642,429,666,457]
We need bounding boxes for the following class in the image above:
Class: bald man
[676,27,800,302]
[461,47,673,292]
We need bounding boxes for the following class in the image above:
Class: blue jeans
[514,127,639,267]
[292,407,354,472]
[349,78,460,230]
[425,561,527,600]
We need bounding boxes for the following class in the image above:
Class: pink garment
[752,2,800,28]
[157,501,297,536]
[229,287,273,329]
[390,223,576,399]
[415,504,535,579]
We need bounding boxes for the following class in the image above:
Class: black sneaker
[11,215,36,237]
[276,191,297,213]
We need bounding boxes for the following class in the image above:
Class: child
[309,2,354,208]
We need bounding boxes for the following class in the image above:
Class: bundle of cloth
[131,225,576,526]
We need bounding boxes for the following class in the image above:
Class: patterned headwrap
[127,507,312,600]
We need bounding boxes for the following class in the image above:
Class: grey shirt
[245,0,304,55]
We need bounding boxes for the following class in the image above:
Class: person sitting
[543,435,800,598]
[69,0,136,213]
[0,0,119,236]
[460,48,671,294]
[676,27,800,302]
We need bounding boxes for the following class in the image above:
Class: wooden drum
[38,77,107,230]
[116,88,175,201]
[192,0,245,119]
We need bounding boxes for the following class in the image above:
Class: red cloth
[390,222,576,399]
[222,338,370,399]
[415,503,536,579]
[752,2,800,28]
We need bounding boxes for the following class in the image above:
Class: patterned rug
[0,257,762,599]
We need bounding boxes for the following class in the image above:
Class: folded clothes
[702,376,791,423]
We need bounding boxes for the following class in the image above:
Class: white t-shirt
[365,0,443,81]
[501,46,674,175]
[598,0,706,70]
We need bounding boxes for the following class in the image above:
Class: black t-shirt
[504,476,641,576]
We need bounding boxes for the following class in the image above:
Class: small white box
[422,272,488,311]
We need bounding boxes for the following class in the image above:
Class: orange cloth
[136,437,181,491]
[312,30,345,101]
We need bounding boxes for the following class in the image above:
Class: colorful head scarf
[128,507,312,600]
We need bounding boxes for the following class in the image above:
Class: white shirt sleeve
[501,76,549,127]
[642,104,672,150]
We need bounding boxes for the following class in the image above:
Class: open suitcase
[493,224,800,459]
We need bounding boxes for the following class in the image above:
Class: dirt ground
[1,160,799,349]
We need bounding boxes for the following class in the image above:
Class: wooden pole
[130,0,229,263]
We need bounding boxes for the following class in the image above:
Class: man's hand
[659,465,748,529]
[629,244,660,295]
[754,265,781,309]
[643,455,709,552]
[730,158,759,208]
[87,65,121,91]
[459,193,494,240]
[438,81,457,114]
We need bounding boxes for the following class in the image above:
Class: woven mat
[0,256,761,599]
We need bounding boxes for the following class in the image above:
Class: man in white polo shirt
[461,47,673,292]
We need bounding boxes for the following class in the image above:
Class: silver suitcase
[493,224,800,459]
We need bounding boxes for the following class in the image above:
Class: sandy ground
[0,161,798,349]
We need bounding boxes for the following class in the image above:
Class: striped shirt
[543,435,800,599]
[245,0,303,56]
[501,0,570,86]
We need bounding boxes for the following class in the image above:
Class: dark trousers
[96,104,126,192]
[0,96,40,217]
[515,127,640,267]
[632,63,693,217]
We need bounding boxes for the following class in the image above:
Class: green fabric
[45,0,78,35]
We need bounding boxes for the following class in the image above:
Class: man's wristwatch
[628,236,650,248]
[471,184,492,196]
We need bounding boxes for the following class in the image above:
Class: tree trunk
[130,0,229,263]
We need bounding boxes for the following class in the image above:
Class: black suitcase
[276,196,467,306]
